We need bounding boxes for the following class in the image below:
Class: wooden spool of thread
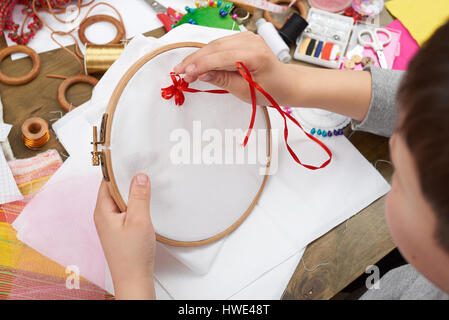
[84,43,125,75]
[21,117,50,150]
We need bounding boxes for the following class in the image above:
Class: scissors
[145,0,183,32]
[358,27,392,69]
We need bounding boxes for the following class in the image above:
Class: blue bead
[311,128,316,135]
[322,130,327,137]
[218,1,222,7]
[185,6,190,11]
[188,18,194,22]
[338,129,343,135]
[317,129,322,135]
[333,129,338,136]
[220,10,228,16]
[328,131,332,137]
[219,8,223,13]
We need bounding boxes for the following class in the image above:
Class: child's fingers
[174,32,257,74]
[94,180,122,227]
[182,50,252,83]
[125,173,152,227]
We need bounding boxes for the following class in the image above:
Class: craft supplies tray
[294,8,354,69]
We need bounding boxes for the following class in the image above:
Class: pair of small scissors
[358,27,392,69]
[145,0,183,32]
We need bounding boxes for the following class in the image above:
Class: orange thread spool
[21,117,50,149]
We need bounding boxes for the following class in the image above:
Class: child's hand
[173,31,289,106]
[94,174,156,300]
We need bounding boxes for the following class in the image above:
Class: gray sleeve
[351,67,405,137]
[360,264,449,300]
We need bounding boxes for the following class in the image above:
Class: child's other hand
[94,174,156,300]
[173,32,288,105]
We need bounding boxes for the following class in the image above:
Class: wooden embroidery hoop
[94,42,272,247]
[0,45,41,85]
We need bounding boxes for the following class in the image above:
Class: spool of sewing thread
[21,117,50,150]
[256,18,291,63]
[84,43,125,75]
[278,13,309,45]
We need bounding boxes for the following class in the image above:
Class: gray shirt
[354,67,449,300]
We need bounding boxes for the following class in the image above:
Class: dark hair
[397,20,449,252]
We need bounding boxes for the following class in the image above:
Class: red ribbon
[161,63,332,170]
[161,72,228,106]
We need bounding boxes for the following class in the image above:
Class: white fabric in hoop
[108,46,270,243]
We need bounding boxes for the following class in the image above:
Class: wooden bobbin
[0,45,41,85]
[78,14,125,45]
[21,117,50,150]
[57,74,99,112]
[264,0,308,30]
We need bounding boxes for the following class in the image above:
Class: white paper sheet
[6,0,193,60]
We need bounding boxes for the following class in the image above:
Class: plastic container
[256,18,291,63]
[352,0,385,17]
[293,8,354,69]
[308,0,353,13]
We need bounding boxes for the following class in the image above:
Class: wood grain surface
[0,2,395,299]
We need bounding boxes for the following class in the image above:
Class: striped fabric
[0,150,113,300]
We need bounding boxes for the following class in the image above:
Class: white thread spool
[256,18,291,63]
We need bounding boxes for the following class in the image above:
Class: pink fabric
[350,26,401,71]
[14,172,109,291]
[388,19,420,70]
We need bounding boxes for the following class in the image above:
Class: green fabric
[175,2,240,31]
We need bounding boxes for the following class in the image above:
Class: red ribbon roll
[161,62,332,170]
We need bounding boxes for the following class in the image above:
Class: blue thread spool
[311,128,316,135]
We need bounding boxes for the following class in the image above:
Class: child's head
[386,20,449,292]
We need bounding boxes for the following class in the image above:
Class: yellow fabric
[0,222,66,278]
[385,0,449,45]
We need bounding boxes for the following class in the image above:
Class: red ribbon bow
[161,72,228,106]
[161,63,332,170]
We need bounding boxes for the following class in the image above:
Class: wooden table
[0,4,395,300]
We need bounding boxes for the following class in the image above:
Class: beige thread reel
[21,117,50,150]
[0,45,41,85]
[95,42,271,247]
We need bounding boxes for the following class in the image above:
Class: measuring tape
[235,0,295,13]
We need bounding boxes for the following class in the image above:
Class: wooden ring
[57,74,99,112]
[0,45,41,85]
[264,0,308,30]
[78,14,125,45]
